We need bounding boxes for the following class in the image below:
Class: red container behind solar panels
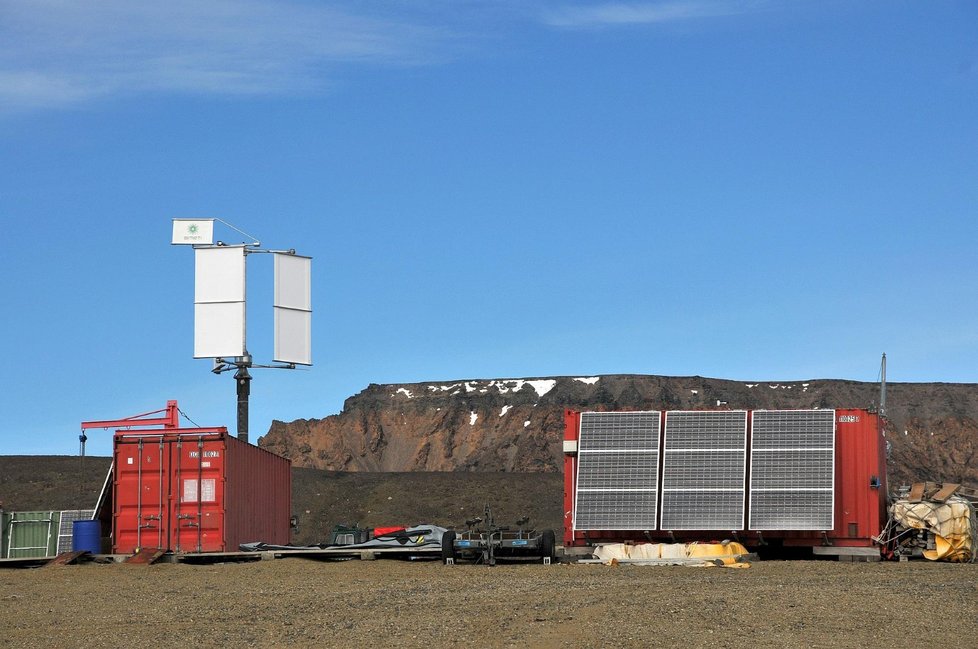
[113,429,291,554]
[562,408,887,551]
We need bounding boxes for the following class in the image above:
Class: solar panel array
[749,410,835,530]
[571,408,838,533]
[574,411,660,530]
[660,410,748,530]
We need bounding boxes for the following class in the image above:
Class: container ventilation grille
[574,411,660,530]
[660,410,747,530]
[749,410,835,530]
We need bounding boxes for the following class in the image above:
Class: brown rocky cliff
[257,375,978,486]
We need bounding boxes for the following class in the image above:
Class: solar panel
[574,411,660,530]
[660,410,748,530]
[749,410,835,530]
[57,510,95,554]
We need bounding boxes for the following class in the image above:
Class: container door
[171,436,225,553]
[114,437,170,553]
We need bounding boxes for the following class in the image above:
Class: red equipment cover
[374,526,407,536]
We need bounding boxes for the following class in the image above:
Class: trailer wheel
[541,529,556,563]
[441,531,457,564]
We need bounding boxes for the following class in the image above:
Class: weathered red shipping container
[563,408,887,556]
[113,429,291,554]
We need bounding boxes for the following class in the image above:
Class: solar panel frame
[748,409,836,531]
[574,411,661,531]
[660,410,748,530]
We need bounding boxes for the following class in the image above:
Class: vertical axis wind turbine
[172,218,313,443]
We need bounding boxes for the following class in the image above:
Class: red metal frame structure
[81,401,291,554]
[563,408,887,553]
[80,400,186,434]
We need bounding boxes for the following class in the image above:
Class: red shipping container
[113,429,291,554]
[563,408,887,552]
[827,408,888,546]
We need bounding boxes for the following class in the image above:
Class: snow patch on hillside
[421,378,557,399]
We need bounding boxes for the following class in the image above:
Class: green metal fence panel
[5,511,57,558]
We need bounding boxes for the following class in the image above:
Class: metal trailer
[563,408,887,559]
[441,505,557,565]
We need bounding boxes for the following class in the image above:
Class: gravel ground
[2,558,976,648]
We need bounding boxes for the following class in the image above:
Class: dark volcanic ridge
[257,374,978,487]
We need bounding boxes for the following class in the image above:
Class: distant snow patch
[396,388,413,398]
[528,380,556,397]
[500,405,512,417]
[746,384,757,389]
[524,420,531,428]
[497,379,526,394]
[465,382,478,393]
[429,384,461,392]
[479,379,558,397]
[428,383,462,394]
[574,377,600,385]
[470,411,478,425]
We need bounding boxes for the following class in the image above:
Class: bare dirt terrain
[3,457,977,648]
[1,558,976,648]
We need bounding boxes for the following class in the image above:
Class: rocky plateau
[258,374,978,487]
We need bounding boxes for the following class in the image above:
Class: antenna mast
[879,353,887,418]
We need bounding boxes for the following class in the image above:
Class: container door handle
[178,514,199,528]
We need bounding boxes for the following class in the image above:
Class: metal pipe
[136,439,143,551]
[235,365,252,444]
[196,438,204,552]
[157,438,164,550]
[176,439,183,553]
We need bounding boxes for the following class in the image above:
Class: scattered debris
[878,482,978,562]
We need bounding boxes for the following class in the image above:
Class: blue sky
[1,1,976,456]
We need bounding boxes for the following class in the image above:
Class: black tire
[441,530,457,564]
[540,529,556,563]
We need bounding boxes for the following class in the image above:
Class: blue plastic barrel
[72,520,101,554]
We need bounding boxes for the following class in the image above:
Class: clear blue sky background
[1,1,976,456]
